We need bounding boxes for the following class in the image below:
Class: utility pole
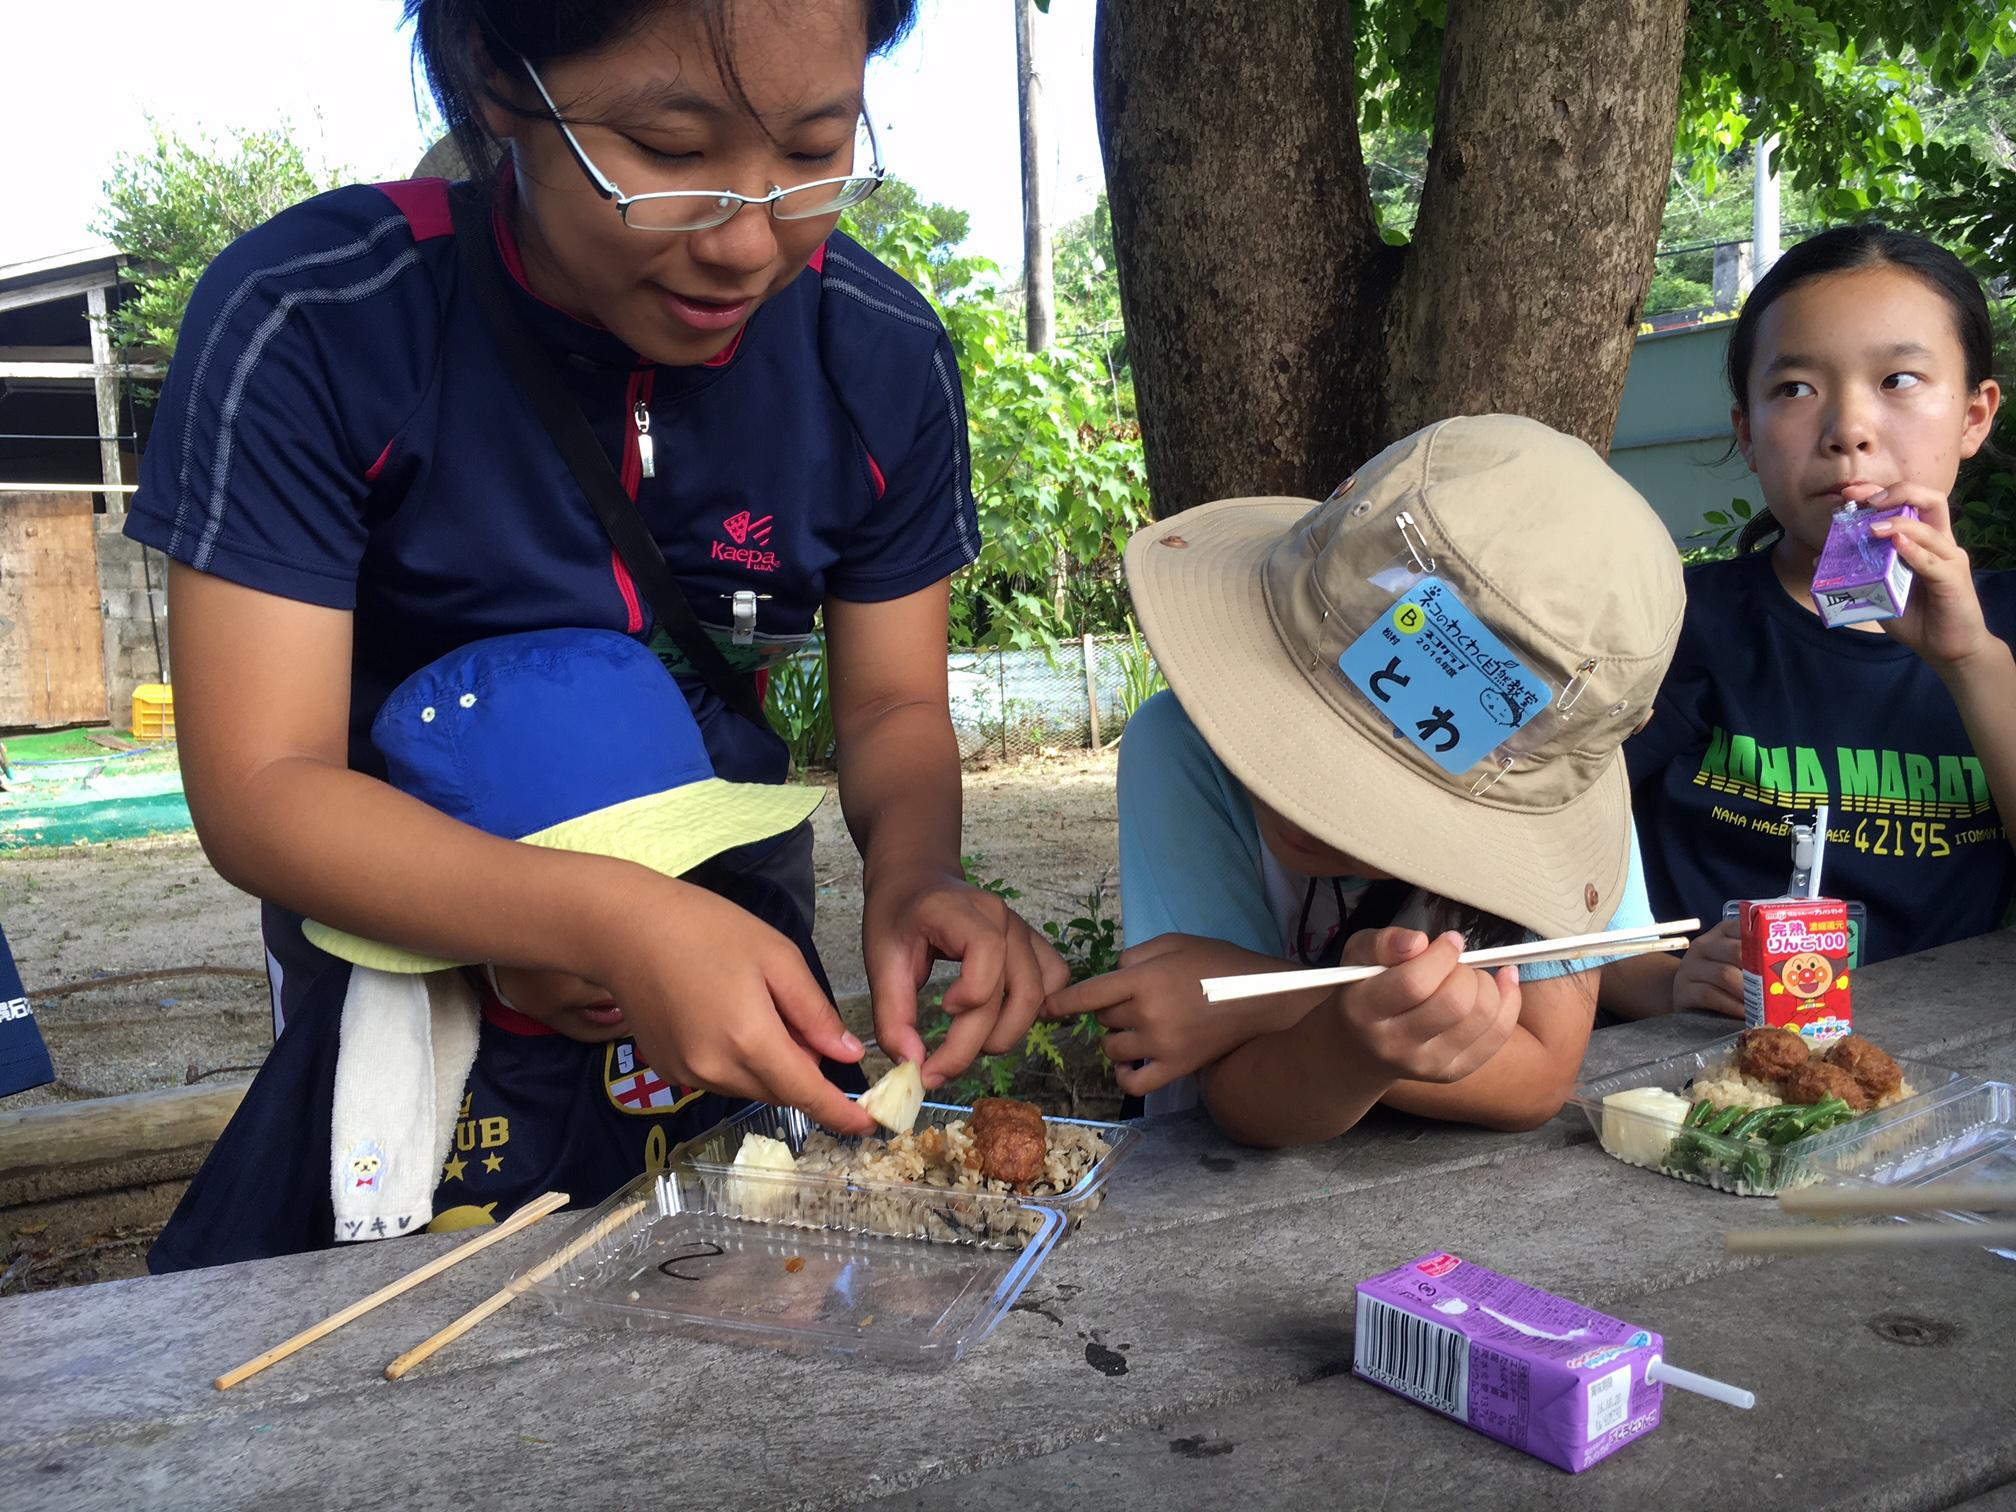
[1016,0,1054,352]
[1751,134,1782,290]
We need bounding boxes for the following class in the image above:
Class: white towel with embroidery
[330,966,479,1244]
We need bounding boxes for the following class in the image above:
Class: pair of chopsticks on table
[214,1191,642,1390]
[1725,1184,2016,1256]
[1199,917,1702,1003]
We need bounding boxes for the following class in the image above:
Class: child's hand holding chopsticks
[1329,929,1523,1086]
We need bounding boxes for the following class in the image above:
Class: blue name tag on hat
[1336,576,1554,775]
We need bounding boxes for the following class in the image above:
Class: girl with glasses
[125,0,1066,1220]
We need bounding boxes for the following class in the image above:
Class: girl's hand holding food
[1334,928,1522,1084]
[1039,934,1329,1098]
[1672,917,1745,1018]
[862,859,1068,1090]
[595,872,874,1136]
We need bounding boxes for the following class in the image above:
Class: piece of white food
[1599,1087,1693,1168]
[859,1060,925,1134]
[727,1132,798,1220]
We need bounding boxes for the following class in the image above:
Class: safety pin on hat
[1469,658,1601,797]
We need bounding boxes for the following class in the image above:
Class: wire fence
[766,630,1166,770]
[947,632,1164,762]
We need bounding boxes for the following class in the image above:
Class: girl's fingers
[863,921,932,1066]
[1113,1054,1188,1097]
[1862,486,1953,535]
[1874,518,1963,570]
[1694,921,1743,965]
[936,906,1008,1019]
[1100,1028,1147,1065]
[1039,968,1137,1020]
[1342,927,1429,969]
[1033,929,1072,996]
[1091,994,1142,1031]
[1358,932,1467,1020]
[920,1001,998,1087]
[767,955,864,1066]
[987,927,1049,1053]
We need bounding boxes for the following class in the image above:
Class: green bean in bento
[1728,1107,1778,1140]
[1701,1105,1748,1136]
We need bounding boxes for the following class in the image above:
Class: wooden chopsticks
[1725,1221,2016,1255]
[1778,1183,2016,1219]
[215,1191,569,1390]
[1200,917,1702,1003]
[384,1198,648,1380]
[1725,1183,2016,1256]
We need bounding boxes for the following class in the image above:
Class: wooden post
[0,1080,250,1207]
[1015,0,1054,353]
[85,284,123,506]
[1081,633,1101,749]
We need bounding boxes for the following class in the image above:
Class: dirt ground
[0,749,1121,1291]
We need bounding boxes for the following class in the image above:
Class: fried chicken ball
[1825,1035,1903,1103]
[1780,1060,1872,1112]
[968,1097,1049,1187]
[970,1097,1045,1137]
[1736,1026,1810,1083]
[973,1122,1048,1187]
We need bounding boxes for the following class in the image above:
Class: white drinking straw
[1646,1357,1755,1410]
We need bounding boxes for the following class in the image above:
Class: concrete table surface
[5,931,2014,1512]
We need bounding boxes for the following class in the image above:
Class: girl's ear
[1731,403,1758,473]
[1960,378,2002,462]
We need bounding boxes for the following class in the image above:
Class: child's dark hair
[1342,881,1531,957]
[1725,223,1998,553]
[406,0,918,182]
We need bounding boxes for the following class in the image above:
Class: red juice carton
[1740,897,1853,1044]
[1353,1254,1664,1473]
[1811,503,1917,628]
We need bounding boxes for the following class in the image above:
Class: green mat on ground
[0,762,193,849]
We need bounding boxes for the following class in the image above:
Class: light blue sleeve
[1518,824,1654,981]
[1117,691,1281,956]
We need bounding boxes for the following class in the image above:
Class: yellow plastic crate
[131,683,175,742]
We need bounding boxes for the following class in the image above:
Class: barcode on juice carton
[1355,1292,1470,1420]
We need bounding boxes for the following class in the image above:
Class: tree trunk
[1096,0,1688,518]
[1017,0,1056,352]
[1385,0,1689,448]
[1096,0,1381,514]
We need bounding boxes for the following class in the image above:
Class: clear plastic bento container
[520,1165,1064,1367]
[1571,1032,1974,1197]
[677,1098,1141,1244]
[519,1098,1138,1365]
[1805,1078,2016,1258]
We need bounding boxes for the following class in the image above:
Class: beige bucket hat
[1125,413,1684,940]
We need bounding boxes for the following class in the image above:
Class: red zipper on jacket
[610,363,654,633]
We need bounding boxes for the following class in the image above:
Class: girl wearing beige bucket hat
[1042,415,1684,1148]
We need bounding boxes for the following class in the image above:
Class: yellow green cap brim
[302,778,824,974]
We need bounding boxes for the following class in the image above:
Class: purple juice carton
[1811,502,1917,628]
[1354,1253,1663,1473]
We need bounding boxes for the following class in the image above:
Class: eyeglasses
[521,57,886,233]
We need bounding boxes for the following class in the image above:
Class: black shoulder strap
[446,185,769,731]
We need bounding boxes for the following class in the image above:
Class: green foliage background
[95,122,340,364]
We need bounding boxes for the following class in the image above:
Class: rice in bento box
[718,1113,1112,1247]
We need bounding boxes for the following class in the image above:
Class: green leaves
[1676,0,2014,212]
[95,120,338,363]
[846,187,1151,648]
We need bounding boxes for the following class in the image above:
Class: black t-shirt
[1625,548,2016,963]
[150,864,862,1272]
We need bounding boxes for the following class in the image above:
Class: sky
[0,0,1105,272]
